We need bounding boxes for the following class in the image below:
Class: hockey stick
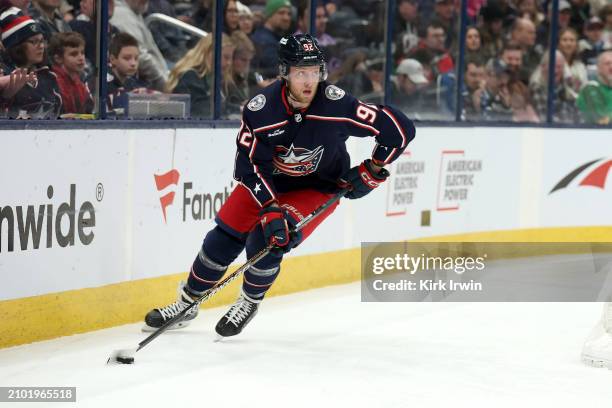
[107,188,348,364]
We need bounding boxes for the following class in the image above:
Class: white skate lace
[158,299,191,320]
[226,298,253,327]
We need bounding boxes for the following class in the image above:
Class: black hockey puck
[116,356,135,364]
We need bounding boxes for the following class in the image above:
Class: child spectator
[48,31,93,114]
[107,32,149,115]
[0,7,62,118]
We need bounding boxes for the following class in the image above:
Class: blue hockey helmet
[278,34,327,81]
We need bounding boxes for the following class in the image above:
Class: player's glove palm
[339,159,389,200]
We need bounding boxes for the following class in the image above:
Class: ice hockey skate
[582,302,612,369]
[215,290,261,338]
[143,282,200,332]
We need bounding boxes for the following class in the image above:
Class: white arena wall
[1,126,611,347]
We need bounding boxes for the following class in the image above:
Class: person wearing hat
[579,16,607,72]
[236,1,254,35]
[0,6,62,118]
[250,0,292,82]
[388,58,431,115]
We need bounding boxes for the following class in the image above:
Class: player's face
[287,65,320,104]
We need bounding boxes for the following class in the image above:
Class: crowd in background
[0,0,610,124]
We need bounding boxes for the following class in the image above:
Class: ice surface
[0,283,611,408]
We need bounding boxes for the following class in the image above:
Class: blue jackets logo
[272,144,324,176]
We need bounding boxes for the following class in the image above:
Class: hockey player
[144,34,416,338]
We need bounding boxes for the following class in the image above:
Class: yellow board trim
[1,226,612,349]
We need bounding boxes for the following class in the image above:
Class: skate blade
[581,353,612,369]
[214,334,226,343]
[141,320,191,333]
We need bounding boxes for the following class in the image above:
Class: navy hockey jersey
[234,80,416,207]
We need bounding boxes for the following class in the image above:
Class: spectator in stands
[462,26,487,65]
[165,33,239,118]
[250,0,291,81]
[537,0,572,47]
[460,58,486,119]
[448,26,485,68]
[577,50,612,124]
[410,21,454,77]
[70,0,117,67]
[59,0,73,21]
[330,49,368,94]
[190,0,211,32]
[230,30,255,106]
[475,59,513,121]
[529,50,580,123]
[497,41,530,83]
[437,56,487,119]
[510,17,541,77]
[0,67,34,96]
[479,2,505,61]
[111,0,168,91]
[295,3,335,47]
[28,0,71,40]
[333,51,384,102]
[467,0,486,22]
[558,28,588,93]
[569,0,591,33]
[433,0,457,50]
[394,0,419,60]
[515,0,544,26]
[48,31,92,114]
[602,4,612,46]
[0,7,61,118]
[507,79,539,122]
[388,58,429,115]
[237,1,253,35]
[107,32,149,115]
[579,16,607,75]
[0,0,30,13]
[145,0,188,63]
[591,0,608,15]
[224,0,239,34]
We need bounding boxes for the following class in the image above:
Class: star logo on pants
[254,183,262,194]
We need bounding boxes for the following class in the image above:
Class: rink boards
[1,126,612,347]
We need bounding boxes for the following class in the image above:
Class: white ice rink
[1,282,611,408]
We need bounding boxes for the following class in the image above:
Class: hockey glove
[339,159,389,200]
[259,205,303,257]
